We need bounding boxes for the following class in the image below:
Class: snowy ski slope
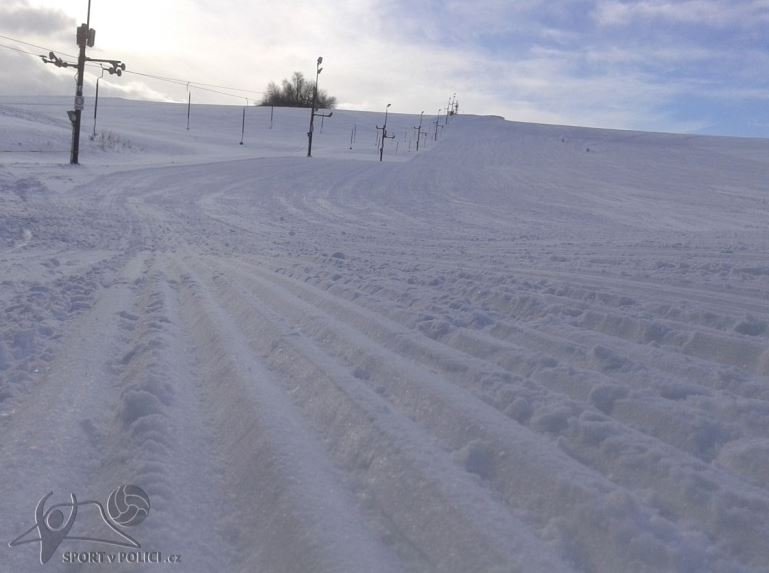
[1,97,768,572]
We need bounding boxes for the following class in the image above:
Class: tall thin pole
[414,111,424,152]
[70,47,86,164]
[91,70,101,139]
[240,106,246,145]
[39,1,124,163]
[305,65,332,156]
[307,56,322,157]
[70,0,92,164]
[380,104,389,161]
[434,108,441,141]
[377,103,392,162]
[186,86,191,130]
[270,105,274,129]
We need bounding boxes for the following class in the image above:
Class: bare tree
[261,72,337,108]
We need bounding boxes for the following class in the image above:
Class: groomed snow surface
[1,97,768,573]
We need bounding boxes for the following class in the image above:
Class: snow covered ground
[1,97,768,572]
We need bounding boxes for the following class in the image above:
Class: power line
[0,33,78,59]
[0,42,41,58]
[0,41,102,74]
[123,69,263,95]
[0,33,263,102]
[122,70,258,101]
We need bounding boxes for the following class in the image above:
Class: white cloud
[0,0,74,35]
[594,0,769,27]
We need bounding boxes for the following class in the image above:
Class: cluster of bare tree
[261,72,337,109]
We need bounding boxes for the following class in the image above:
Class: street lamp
[413,111,424,152]
[307,56,333,158]
[376,103,395,162]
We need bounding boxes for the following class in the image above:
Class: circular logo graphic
[106,485,150,527]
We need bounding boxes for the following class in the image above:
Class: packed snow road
[1,101,769,572]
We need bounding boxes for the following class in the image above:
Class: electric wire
[0,42,41,57]
[0,33,263,103]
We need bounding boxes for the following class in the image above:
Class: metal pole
[91,73,100,139]
[186,88,191,130]
[70,25,87,164]
[240,106,246,145]
[270,105,274,129]
[69,0,93,164]
[414,111,424,152]
[307,56,322,157]
[378,103,391,162]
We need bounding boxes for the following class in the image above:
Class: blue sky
[1,0,768,137]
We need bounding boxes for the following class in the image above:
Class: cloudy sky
[1,0,768,137]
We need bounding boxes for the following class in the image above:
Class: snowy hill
[1,97,768,572]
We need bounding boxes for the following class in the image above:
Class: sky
[0,0,768,138]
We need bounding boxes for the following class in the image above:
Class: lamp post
[376,103,395,162]
[307,56,333,158]
[413,111,424,152]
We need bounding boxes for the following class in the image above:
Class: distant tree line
[261,72,337,109]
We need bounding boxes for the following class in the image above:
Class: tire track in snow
[97,258,237,572]
[187,257,575,573]
[208,256,751,572]
[276,254,769,459]
[218,255,769,572]
[172,256,404,573]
